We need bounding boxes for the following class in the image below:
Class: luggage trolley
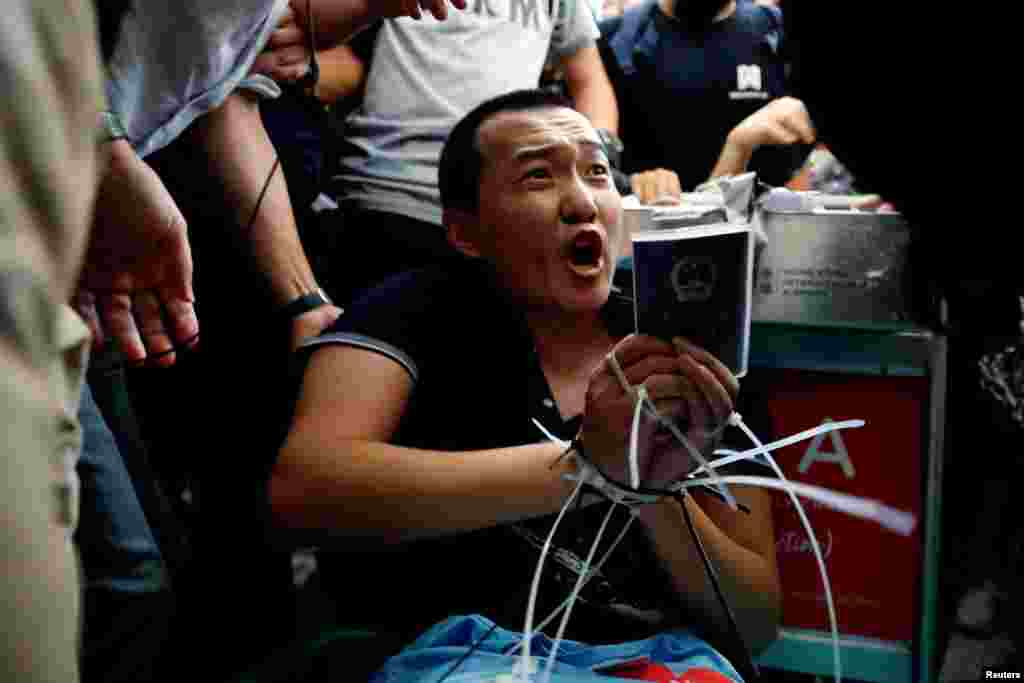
[749,203,945,683]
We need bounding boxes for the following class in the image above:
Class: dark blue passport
[631,224,754,377]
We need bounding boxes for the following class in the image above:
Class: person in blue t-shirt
[599,0,815,203]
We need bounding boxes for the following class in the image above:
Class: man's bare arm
[709,96,815,180]
[639,486,782,654]
[561,45,619,134]
[197,92,341,347]
[270,345,575,542]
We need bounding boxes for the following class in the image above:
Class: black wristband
[279,288,331,320]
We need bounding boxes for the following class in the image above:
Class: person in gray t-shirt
[327,0,619,302]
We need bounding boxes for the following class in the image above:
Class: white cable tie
[676,475,916,536]
[629,386,646,490]
[541,502,621,683]
[532,418,570,449]
[642,399,738,510]
[606,350,634,396]
[693,419,866,477]
[732,415,842,683]
[518,477,585,682]
[572,457,660,506]
[507,512,638,656]
[707,448,775,471]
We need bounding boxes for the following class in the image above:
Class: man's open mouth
[564,230,605,278]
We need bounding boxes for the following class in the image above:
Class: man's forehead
[478,107,603,159]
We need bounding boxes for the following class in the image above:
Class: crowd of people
[3,0,1015,682]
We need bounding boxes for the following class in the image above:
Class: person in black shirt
[599,0,814,203]
[271,89,780,671]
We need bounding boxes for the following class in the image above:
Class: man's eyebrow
[512,139,605,162]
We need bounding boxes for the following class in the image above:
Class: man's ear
[444,208,484,259]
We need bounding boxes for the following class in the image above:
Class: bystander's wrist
[278,288,332,321]
[725,126,758,155]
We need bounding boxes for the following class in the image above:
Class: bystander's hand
[630,168,683,205]
[251,5,313,84]
[381,0,468,21]
[76,139,199,367]
[727,96,816,154]
[253,0,470,85]
[284,0,467,64]
[290,304,343,351]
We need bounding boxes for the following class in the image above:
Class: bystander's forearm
[708,133,755,183]
[199,91,322,309]
[563,46,620,135]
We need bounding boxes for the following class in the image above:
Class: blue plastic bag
[369,615,743,682]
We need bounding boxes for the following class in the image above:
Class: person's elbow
[562,47,619,132]
[267,421,327,533]
[268,423,408,545]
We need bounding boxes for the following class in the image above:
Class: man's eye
[588,164,610,178]
[523,168,551,180]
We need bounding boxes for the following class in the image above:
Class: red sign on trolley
[758,369,925,644]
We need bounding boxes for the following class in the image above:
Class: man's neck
[659,0,737,22]
[527,308,612,371]
[528,307,615,420]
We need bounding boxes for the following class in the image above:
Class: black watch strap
[279,288,331,320]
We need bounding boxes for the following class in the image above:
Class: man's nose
[560,174,599,225]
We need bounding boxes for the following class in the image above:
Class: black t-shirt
[600,0,806,189]
[308,257,770,644]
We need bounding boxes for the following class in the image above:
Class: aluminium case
[752,208,914,329]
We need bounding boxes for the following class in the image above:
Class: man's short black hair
[439,89,574,214]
